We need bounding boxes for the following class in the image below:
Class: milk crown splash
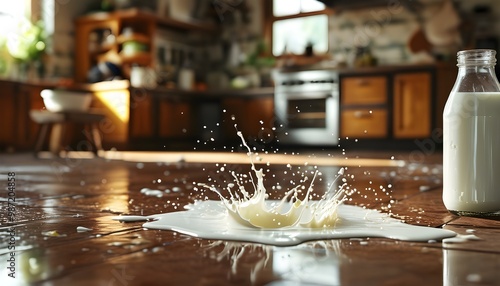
[200,130,348,229]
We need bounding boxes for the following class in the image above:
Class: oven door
[275,90,339,145]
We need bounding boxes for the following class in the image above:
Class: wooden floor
[1,150,500,285]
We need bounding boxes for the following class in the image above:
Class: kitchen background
[0,0,499,152]
[0,0,493,79]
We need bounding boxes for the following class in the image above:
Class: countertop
[277,61,455,75]
[1,61,456,99]
[0,77,274,99]
[2,150,499,285]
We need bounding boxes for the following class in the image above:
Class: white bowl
[40,89,92,112]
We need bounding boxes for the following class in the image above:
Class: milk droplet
[443,234,481,243]
[112,215,151,222]
[77,226,92,232]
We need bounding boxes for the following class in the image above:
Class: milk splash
[116,130,457,246]
[198,131,348,229]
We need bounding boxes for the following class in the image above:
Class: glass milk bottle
[443,49,500,216]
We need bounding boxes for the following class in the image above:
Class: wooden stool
[30,110,106,157]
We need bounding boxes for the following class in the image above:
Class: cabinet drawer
[341,76,387,105]
[341,108,388,138]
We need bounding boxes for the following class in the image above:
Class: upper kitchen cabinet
[74,8,216,83]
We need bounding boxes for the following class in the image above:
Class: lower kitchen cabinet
[129,89,274,148]
[340,68,434,140]
[129,89,195,143]
[341,76,387,105]
[129,89,154,139]
[0,81,45,150]
[158,100,193,138]
[393,72,431,138]
[340,75,388,139]
[341,108,388,138]
[0,81,19,149]
[92,88,130,147]
[222,97,274,142]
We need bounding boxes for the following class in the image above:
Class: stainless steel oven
[273,69,339,145]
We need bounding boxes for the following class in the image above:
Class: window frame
[262,0,332,58]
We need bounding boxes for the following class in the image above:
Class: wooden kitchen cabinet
[341,109,388,138]
[0,81,51,151]
[0,81,18,149]
[129,88,154,138]
[341,69,434,140]
[340,75,388,139]
[222,97,274,141]
[129,89,194,143]
[393,72,431,138]
[341,76,387,105]
[158,99,193,138]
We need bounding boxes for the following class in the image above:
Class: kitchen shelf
[155,16,216,33]
[119,52,151,65]
[77,8,216,32]
[90,43,114,56]
[117,33,150,44]
[75,8,217,82]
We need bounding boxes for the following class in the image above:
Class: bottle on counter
[178,51,195,90]
[443,49,500,216]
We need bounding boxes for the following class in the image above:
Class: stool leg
[34,124,50,156]
[91,123,103,155]
[49,123,64,155]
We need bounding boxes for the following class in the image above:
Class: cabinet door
[130,89,154,138]
[393,72,431,138]
[222,97,274,141]
[341,108,388,138]
[0,81,18,149]
[158,100,193,138]
[93,89,130,145]
[342,76,387,105]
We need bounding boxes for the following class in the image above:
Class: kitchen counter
[0,78,274,150]
[277,61,455,75]
[2,150,499,285]
[145,85,274,100]
[0,77,274,98]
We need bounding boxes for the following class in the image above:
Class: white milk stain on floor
[140,200,455,246]
[113,133,455,246]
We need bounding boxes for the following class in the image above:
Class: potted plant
[6,18,47,80]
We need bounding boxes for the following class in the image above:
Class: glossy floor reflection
[0,151,499,285]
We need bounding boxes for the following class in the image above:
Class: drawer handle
[354,110,373,118]
[357,79,370,86]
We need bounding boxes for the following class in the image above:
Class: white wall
[327,0,500,65]
[43,0,500,78]
[48,0,100,77]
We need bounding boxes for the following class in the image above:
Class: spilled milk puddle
[113,132,456,246]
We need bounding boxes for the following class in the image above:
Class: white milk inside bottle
[443,49,500,216]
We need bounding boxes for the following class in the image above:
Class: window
[265,0,329,57]
[0,1,29,36]
[0,0,49,62]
